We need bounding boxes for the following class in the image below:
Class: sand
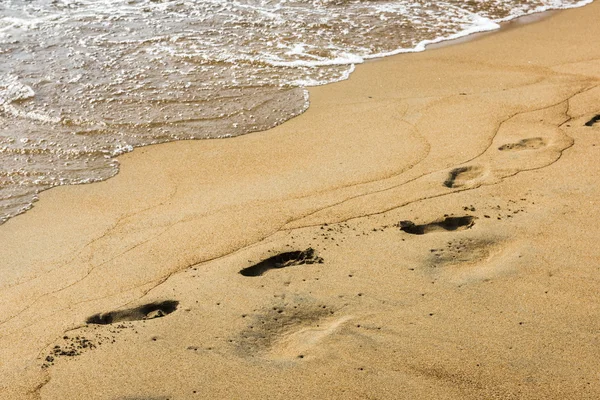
[1,3,600,399]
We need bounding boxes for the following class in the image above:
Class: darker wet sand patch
[240,248,323,277]
[86,300,179,325]
[585,114,600,126]
[399,216,475,235]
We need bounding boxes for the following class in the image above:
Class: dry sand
[1,2,600,399]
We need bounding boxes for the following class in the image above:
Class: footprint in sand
[428,236,521,286]
[267,315,352,360]
[498,137,547,151]
[86,300,179,325]
[239,248,323,277]
[236,300,348,361]
[443,165,485,188]
[429,237,494,267]
[585,114,600,126]
[399,216,475,235]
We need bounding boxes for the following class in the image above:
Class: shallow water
[0,0,593,223]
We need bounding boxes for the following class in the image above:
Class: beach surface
[1,2,600,399]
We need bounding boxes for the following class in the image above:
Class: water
[0,0,593,223]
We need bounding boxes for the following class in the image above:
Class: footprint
[443,165,484,188]
[585,114,600,127]
[236,300,337,359]
[498,137,546,151]
[429,237,518,285]
[399,216,475,235]
[239,248,323,277]
[268,315,352,360]
[429,238,493,267]
[86,300,179,325]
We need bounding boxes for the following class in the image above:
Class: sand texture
[1,3,600,399]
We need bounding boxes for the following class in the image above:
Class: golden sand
[1,3,600,399]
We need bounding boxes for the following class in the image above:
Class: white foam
[288,64,356,87]
[295,0,594,77]
[0,74,35,104]
[265,53,365,68]
[364,15,501,60]
[0,75,62,123]
[109,144,134,157]
[495,0,595,22]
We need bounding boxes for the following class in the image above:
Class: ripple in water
[0,0,593,223]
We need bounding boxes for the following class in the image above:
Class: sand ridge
[1,2,600,399]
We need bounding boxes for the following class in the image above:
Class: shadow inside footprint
[399,216,475,235]
[87,300,179,325]
[240,248,323,277]
[443,166,483,188]
[498,137,546,151]
[585,114,600,127]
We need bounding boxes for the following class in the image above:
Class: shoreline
[0,2,587,228]
[1,2,600,399]
[424,7,559,51]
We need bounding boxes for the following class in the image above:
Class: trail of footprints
[441,104,600,192]
[35,111,596,400]
[42,197,529,368]
[40,130,548,370]
[442,130,560,189]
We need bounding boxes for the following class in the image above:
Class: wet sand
[1,2,600,399]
